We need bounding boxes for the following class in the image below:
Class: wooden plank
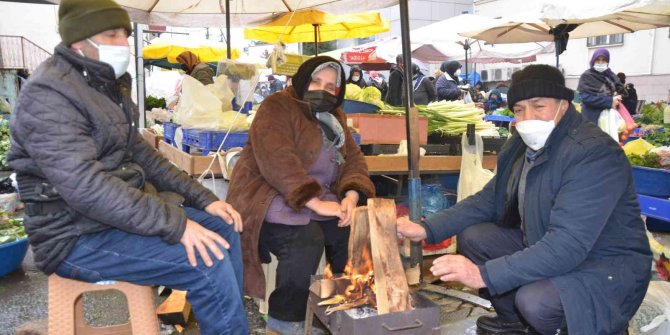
[158,141,222,177]
[364,155,497,175]
[156,290,191,326]
[367,198,412,314]
[348,206,372,275]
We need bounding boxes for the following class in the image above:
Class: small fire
[320,249,377,313]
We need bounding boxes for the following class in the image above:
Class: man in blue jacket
[398,65,651,335]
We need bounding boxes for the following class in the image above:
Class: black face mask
[303,90,339,113]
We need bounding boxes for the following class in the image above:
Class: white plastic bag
[457,133,495,202]
[598,108,624,142]
[462,91,474,104]
[629,281,670,335]
[175,76,247,131]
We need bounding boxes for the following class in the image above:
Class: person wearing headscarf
[367,71,388,99]
[346,65,367,88]
[384,54,404,106]
[617,72,639,115]
[577,48,622,123]
[436,61,464,101]
[410,63,436,105]
[226,56,375,335]
[486,89,504,112]
[176,51,214,85]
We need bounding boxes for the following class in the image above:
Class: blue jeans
[56,207,248,335]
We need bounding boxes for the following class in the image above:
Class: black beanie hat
[292,56,347,106]
[58,0,132,46]
[507,64,574,107]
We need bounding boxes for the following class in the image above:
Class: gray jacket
[8,43,218,274]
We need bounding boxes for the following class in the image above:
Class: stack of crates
[181,129,249,156]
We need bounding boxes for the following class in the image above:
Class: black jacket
[411,75,436,105]
[384,66,404,107]
[8,44,218,274]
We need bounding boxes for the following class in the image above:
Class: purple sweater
[265,144,340,225]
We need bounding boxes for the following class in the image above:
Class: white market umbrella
[541,0,670,38]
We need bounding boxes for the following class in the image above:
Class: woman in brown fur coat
[226,56,375,334]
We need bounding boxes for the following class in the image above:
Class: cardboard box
[347,114,428,145]
[158,141,222,176]
[140,128,163,149]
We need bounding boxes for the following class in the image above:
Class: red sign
[342,47,385,64]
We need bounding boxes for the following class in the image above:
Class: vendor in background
[485,89,504,112]
[226,56,375,335]
[436,61,467,101]
[411,63,436,105]
[268,75,285,93]
[397,64,651,335]
[469,81,486,103]
[617,72,639,115]
[346,65,367,88]
[577,48,622,123]
[367,71,388,99]
[176,51,214,85]
[385,55,404,106]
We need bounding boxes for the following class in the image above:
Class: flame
[321,247,377,311]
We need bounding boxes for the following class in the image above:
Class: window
[494,69,502,81]
[481,70,488,81]
[587,34,624,47]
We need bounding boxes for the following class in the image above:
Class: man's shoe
[476,315,539,334]
[266,316,325,335]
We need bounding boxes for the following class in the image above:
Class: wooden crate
[364,155,497,175]
[347,114,428,145]
[140,128,163,149]
[158,141,222,177]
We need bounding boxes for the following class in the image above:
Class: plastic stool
[48,274,160,335]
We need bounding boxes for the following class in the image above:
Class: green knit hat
[58,0,132,46]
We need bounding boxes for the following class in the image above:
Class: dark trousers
[458,223,566,335]
[259,219,349,321]
[56,207,247,335]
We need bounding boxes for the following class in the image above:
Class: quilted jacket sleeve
[131,134,218,210]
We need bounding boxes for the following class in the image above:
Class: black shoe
[476,315,539,334]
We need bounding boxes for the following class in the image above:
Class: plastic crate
[272,53,312,76]
[162,122,179,145]
[0,238,29,276]
[181,129,249,156]
[632,166,670,198]
[485,115,515,122]
[638,194,670,224]
[342,100,380,114]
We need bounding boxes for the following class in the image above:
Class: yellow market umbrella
[143,37,241,64]
[244,9,390,54]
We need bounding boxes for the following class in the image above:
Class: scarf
[577,68,620,97]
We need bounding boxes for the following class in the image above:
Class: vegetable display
[344,84,385,109]
[380,100,497,136]
[0,215,25,245]
[0,119,10,170]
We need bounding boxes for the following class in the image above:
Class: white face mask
[593,63,608,73]
[455,69,462,77]
[87,39,130,79]
[515,100,563,151]
[352,75,360,82]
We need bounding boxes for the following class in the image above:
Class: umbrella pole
[464,43,469,85]
[399,0,422,272]
[313,24,319,56]
[133,22,146,128]
[225,0,231,59]
[555,38,559,68]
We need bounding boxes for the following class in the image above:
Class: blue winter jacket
[435,75,461,101]
[422,106,651,334]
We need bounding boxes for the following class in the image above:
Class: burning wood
[315,200,413,316]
